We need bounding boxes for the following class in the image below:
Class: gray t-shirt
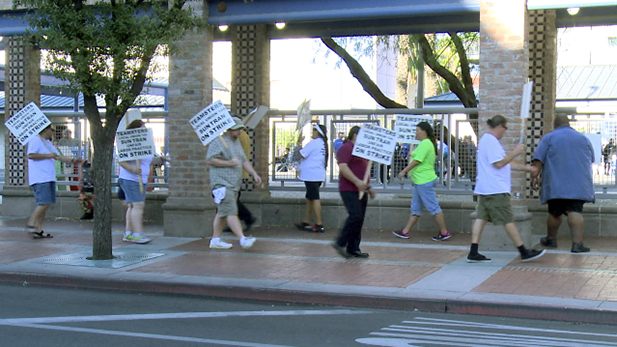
[532,126,595,204]
[206,135,247,191]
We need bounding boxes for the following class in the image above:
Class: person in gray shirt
[531,114,595,253]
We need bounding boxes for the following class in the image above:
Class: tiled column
[527,10,557,200]
[477,0,532,249]
[162,1,215,237]
[230,24,270,192]
[2,36,41,216]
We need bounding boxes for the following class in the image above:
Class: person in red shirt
[331,126,376,258]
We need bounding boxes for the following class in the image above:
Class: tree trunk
[89,118,116,260]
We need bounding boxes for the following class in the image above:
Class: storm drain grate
[38,250,165,269]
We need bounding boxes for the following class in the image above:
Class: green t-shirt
[410,138,438,185]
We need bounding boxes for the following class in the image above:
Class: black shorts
[547,199,585,217]
[304,181,322,200]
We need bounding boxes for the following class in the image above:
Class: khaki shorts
[476,193,513,225]
[216,188,238,218]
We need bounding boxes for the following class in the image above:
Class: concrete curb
[2,271,617,325]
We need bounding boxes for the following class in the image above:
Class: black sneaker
[346,250,369,258]
[521,248,546,262]
[466,253,492,263]
[331,242,350,259]
[571,243,590,253]
[294,222,309,230]
[540,236,557,248]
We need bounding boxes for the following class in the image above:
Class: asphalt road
[2,283,617,347]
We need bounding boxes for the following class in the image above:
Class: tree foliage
[14,0,205,259]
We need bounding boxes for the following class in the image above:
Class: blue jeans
[411,179,442,216]
[32,182,56,205]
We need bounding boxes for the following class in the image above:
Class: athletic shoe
[209,239,233,249]
[240,236,256,249]
[122,234,133,242]
[466,253,492,263]
[347,250,369,258]
[393,229,409,239]
[540,236,557,248]
[310,224,325,233]
[432,231,451,241]
[571,243,590,253]
[294,222,310,230]
[331,242,350,259]
[130,235,151,244]
[521,248,546,262]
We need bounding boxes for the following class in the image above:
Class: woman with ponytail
[294,124,328,233]
[393,121,452,241]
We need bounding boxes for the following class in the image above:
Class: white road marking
[0,309,369,325]
[356,317,617,347]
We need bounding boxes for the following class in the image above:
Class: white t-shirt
[299,137,326,182]
[118,156,153,184]
[474,133,511,195]
[27,135,57,186]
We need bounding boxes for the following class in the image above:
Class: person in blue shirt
[332,132,345,154]
[531,114,595,253]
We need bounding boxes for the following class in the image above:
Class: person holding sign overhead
[206,117,261,250]
[393,122,452,241]
[331,126,375,259]
[26,124,80,239]
[117,120,167,244]
[294,124,328,233]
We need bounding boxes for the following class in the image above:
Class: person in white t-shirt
[26,125,80,239]
[467,115,546,263]
[294,124,328,233]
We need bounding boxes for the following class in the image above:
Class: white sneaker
[209,239,233,249]
[240,237,256,249]
[130,234,151,244]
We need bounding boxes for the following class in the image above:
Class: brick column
[230,24,270,193]
[527,10,557,200]
[162,1,215,237]
[1,36,41,216]
[479,0,529,196]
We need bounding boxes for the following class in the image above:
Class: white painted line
[0,309,371,325]
[12,323,295,347]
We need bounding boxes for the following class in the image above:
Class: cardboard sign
[296,99,311,132]
[116,128,156,162]
[4,102,51,145]
[352,124,397,165]
[190,100,235,146]
[394,114,434,143]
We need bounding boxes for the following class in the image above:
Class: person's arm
[119,161,141,175]
[207,157,240,167]
[28,152,58,161]
[242,161,262,184]
[530,160,543,189]
[492,144,524,169]
[398,160,420,178]
[339,162,369,192]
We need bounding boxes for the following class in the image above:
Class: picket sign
[4,102,51,145]
[394,114,434,144]
[352,124,397,199]
[190,100,235,146]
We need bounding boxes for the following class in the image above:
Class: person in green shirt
[393,122,451,241]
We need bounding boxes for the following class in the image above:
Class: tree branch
[321,37,406,109]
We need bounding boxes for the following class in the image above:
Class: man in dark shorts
[532,115,595,253]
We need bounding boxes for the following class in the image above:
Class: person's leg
[312,199,323,225]
[129,201,145,234]
[567,212,585,244]
[237,190,254,224]
[336,191,361,248]
[402,215,420,233]
[471,218,487,244]
[125,203,134,232]
[226,214,245,238]
[433,213,448,233]
[28,205,50,232]
[503,222,523,247]
[303,199,313,224]
[394,185,421,238]
[547,214,562,239]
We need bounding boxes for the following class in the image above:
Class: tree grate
[37,250,165,269]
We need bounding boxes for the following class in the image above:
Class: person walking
[118,120,167,244]
[602,138,614,175]
[331,126,375,258]
[206,117,261,250]
[393,122,451,241]
[294,124,328,233]
[26,125,80,239]
[531,114,594,253]
[467,115,546,263]
[333,131,345,154]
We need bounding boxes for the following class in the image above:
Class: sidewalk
[1,216,617,325]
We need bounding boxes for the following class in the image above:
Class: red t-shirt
[337,141,369,192]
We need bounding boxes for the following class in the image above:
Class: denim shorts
[32,182,56,205]
[118,178,146,203]
[411,179,442,216]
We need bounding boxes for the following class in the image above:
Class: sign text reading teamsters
[394,114,433,143]
[352,124,397,165]
[190,100,235,146]
[4,102,51,145]
[116,128,156,162]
